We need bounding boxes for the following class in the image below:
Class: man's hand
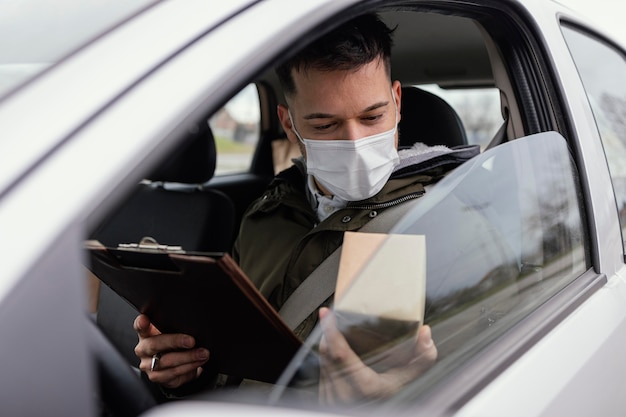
[318,307,437,405]
[133,314,210,389]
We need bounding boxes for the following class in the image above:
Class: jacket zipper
[346,190,425,211]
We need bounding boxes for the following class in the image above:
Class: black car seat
[398,86,468,148]
[90,122,236,366]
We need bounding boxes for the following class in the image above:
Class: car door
[237,2,626,416]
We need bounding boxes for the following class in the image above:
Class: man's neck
[312,177,332,197]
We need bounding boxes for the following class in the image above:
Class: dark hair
[276,13,395,97]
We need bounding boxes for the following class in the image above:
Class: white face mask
[289,93,399,201]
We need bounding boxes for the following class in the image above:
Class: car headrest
[148,123,217,184]
[398,86,468,149]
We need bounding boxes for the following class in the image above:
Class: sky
[557,0,626,46]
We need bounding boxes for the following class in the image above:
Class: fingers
[415,325,438,364]
[133,314,160,339]
[142,349,210,388]
[134,330,205,371]
[134,314,196,357]
[318,310,439,404]
[141,347,210,373]
[132,314,210,389]
[318,307,360,366]
[135,332,197,357]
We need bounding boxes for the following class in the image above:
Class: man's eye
[363,114,383,122]
[314,123,334,131]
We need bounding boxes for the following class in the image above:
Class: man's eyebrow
[303,112,334,120]
[303,101,390,120]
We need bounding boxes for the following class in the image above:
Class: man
[134,13,468,403]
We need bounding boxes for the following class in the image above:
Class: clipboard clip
[117,236,185,253]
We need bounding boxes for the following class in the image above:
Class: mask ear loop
[287,110,305,144]
[391,87,399,128]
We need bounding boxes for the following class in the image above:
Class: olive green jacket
[232,154,462,339]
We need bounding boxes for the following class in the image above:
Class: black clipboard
[86,240,301,383]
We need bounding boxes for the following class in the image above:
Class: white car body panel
[458,269,626,417]
[0,0,253,196]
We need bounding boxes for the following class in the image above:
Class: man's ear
[277,104,299,145]
[393,80,402,124]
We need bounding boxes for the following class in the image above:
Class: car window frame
[207,3,605,413]
[559,21,626,258]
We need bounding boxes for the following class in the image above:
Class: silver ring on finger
[150,352,162,372]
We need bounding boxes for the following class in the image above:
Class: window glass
[209,84,261,175]
[278,132,588,406]
[561,25,626,250]
[419,84,504,149]
[390,133,587,399]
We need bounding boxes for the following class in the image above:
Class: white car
[1,0,625,416]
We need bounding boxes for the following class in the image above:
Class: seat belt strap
[485,110,509,151]
[278,197,421,330]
